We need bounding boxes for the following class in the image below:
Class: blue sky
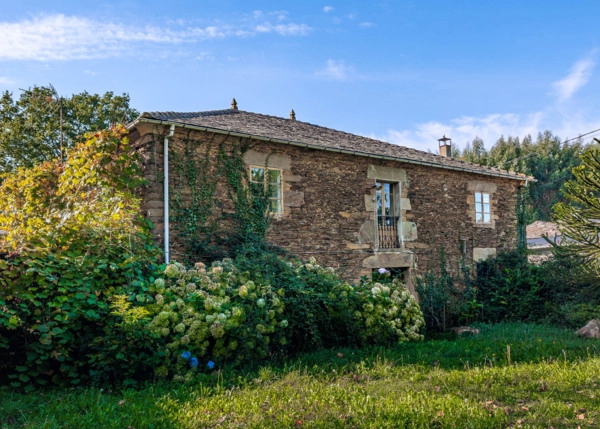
[1,1,599,152]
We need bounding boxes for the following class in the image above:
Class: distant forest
[454,131,597,223]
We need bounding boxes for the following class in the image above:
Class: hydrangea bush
[354,277,425,344]
[228,252,425,354]
[143,260,286,380]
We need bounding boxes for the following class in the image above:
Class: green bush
[475,250,600,326]
[415,247,480,330]
[0,126,162,388]
[229,250,424,354]
[228,249,359,354]
[130,253,425,381]
[354,276,424,344]
[140,260,287,381]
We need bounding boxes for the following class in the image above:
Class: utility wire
[563,128,600,145]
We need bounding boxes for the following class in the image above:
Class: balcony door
[376,181,399,248]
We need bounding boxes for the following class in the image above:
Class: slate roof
[131,109,533,181]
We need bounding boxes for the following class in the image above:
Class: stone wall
[132,124,523,286]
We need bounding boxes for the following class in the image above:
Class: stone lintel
[473,247,497,262]
[362,251,414,268]
[367,165,407,183]
[467,180,498,193]
[243,149,291,170]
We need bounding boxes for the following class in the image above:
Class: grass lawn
[1,323,599,428]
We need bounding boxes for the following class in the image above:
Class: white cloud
[552,56,595,101]
[0,13,311,61]
[377,112,546,153]
[317,59,353,81]
[323,6,334,13]
[254,22,310,36]
[359,22,373,28]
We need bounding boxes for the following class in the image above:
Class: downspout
[164,124,175,264]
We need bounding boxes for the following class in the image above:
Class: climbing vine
[219,140,271,245]
[170,133,218,262]
[516,188,527,256]
[168,134,272,264]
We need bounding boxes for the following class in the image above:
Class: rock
[575,320,600,339]
[451,326,480,336]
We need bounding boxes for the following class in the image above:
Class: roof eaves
[132,117,535,182]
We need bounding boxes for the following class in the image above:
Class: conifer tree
[553,141,600,273]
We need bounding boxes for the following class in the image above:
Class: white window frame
[474,191,491,224]
[249,165,283,215]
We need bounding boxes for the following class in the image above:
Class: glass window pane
[251,167,264,183]
[483,213,491,223]
[476,213,483,223]
[268,169,281,184]
[385,193,391,210]
[384,183,391,194]
[270,199,281,213]
[475,192,482,203]
[269,183,281,199]
[483,203,490,214]
[482,193,490,203]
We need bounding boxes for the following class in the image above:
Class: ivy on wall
[166,134,272,264]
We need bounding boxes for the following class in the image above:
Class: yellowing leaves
[0,125,151,256]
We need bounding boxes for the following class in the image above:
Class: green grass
[2,323,600,428]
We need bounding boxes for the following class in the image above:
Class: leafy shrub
[475,250,600,327]
[141,260,287,380]
[227,251,424,353]
[0,126,162,388]
[354,276,424,344]
[228,249,359,354]
[475,251,546,322]
[415,247,480,330]
[556,302,600,327]
[132,253,425,381]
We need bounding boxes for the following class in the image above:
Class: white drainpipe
[164,124,175,264]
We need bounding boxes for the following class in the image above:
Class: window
[376,181,399,248]
[250,166,282,214]
[474,192,491,223]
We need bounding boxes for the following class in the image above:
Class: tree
[553,141,600,274]
[461,137,488,165]
[0,85,138,173]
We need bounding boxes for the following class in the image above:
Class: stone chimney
[231,98,238,110]
[289,109,296,120]
[438,135,452,158]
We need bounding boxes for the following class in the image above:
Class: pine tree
[553,141,600,273]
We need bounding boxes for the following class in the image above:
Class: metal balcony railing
[378,215,399,248]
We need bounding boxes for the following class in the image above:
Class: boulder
[575,320,600,339]
[451,326,480,336]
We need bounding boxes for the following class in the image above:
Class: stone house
[127,101,533,287]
